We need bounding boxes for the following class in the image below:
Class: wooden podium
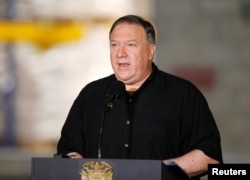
[31,158,190,180]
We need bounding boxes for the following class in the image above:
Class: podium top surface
[31,157,190,180]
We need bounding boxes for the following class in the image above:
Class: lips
[118,63,129,69]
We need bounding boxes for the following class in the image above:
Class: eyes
[128,43,136,47]
[110,43,118,48]
[110,42,137,48]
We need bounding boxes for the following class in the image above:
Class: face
[109,23,155,89]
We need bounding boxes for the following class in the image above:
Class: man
[57,15,223,178]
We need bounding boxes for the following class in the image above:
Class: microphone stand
[98,95,118,159]
[98,110,106,159]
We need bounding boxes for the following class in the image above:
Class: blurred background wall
[0,0,249,179]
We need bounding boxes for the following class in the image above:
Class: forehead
[110,23,147,40]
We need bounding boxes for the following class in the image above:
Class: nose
[117,45,127,58]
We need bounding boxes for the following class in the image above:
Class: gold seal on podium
[80,161,113,180]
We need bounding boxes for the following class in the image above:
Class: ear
[148,44,156,61]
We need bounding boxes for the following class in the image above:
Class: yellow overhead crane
[0,20,84,48]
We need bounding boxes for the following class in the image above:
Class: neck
[125,73,151,92]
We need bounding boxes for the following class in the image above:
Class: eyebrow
[110,39,137,43]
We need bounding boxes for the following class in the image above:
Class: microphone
[98,80,125,159]
[105,80,125,109]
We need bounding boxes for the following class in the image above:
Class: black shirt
[57,64,223,164]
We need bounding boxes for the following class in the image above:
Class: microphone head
[106,80,125,97]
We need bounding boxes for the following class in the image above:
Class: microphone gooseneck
[105,80,125,109]
[98,80,125,159]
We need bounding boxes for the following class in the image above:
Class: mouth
[118,63,129,69]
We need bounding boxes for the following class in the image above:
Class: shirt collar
[128,62,158,95]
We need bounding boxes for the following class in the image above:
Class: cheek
[110,51,116,60]
[110,50,114,56]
